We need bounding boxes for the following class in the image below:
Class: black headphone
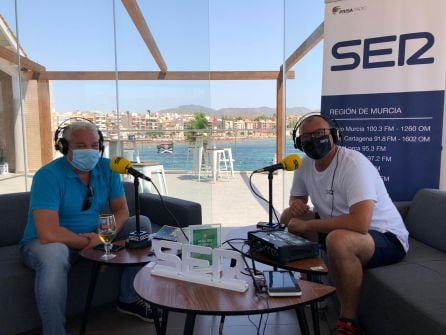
[292,113,342,150]
[54,117,104,155]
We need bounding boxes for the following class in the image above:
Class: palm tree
[186,112,209,144]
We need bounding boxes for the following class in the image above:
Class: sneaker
[337,317,360,335]
[116,299,155,322]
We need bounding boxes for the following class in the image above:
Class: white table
[131,161,168,195]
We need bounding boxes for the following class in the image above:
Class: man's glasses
[299,128,331,143]
[81,184,94,211]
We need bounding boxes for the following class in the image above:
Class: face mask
[301,135,332,160]
[71,149,100,171]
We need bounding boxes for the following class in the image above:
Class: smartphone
[93,244,124,252]
[263,270,302,296]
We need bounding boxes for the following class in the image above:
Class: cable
[329,147,340,218]
[224,238,267,294]
[146,181,189,242]
[223,239,271,335]
[247,314,261,334]
[262,311,270,334]
[249,172,280,224]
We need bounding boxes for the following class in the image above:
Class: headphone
[54,117,104,155]
[292,112,342,150]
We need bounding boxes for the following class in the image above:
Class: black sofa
[0,182,202,334]
[359,188,446,335]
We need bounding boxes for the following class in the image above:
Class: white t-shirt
[290,147,409,252]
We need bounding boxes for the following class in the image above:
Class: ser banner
[322,0,446,201]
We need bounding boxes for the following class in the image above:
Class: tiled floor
[60,299,339,335]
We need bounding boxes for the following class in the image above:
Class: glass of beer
[97,214,117,260]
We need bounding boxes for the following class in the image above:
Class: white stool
[223,148,234,177]
[193,145,211,182]
[216,150,229,179]
[207,148,226,182]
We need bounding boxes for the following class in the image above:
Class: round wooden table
[134,264,336,335]
[78,240,155,335]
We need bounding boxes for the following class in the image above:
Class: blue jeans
[20,215,151,335]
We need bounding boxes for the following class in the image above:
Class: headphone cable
[330,146,340,217]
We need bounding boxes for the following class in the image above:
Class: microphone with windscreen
[110,156,151,181]
[253,154,302,173]
[110,156,151,249]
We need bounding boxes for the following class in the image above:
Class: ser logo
[331,32,435,71]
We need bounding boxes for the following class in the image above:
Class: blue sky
[1,0,324,113]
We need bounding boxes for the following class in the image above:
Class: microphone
[110,156,151,249]
[110,156,151,181]
[254,154,302,173]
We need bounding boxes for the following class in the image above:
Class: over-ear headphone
[54,117,104,155]
[292,112,342,150]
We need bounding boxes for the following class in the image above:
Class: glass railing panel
[0,0,28,193]
[283,0,324,209]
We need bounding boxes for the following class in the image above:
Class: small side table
[78,240,155,335]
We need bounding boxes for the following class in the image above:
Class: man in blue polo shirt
[20,120,153,335]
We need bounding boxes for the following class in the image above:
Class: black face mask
[301,135,332,160]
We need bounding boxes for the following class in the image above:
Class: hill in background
[157,105,317,118]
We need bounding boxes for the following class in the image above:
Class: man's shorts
[318,230,406,269]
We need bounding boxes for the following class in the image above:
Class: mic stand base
[126,230,152,249]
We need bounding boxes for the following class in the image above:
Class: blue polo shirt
[21,157,124,245]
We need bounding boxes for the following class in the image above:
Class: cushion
[404,238,446,264]
[404,189,446,252]
[360,262,446,335]
[0,192,30,246]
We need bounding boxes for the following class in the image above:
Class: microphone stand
[256,170,280,230]
[126,177,151,249]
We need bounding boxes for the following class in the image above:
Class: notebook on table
[152,225,178,242]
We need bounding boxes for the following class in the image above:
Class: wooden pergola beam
[285,22,324,72]
[276,73,284,162]
[41,71,295,81]
[0,45,46,75]
[37,79,53,165]
[121,0,168,72]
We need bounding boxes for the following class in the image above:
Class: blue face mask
[71,149,100,171]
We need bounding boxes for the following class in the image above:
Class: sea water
[135,138,303,171]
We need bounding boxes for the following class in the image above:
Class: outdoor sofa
[359,188,446,335]
[0,182,202,334]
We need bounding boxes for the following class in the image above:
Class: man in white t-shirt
[281,115,408,335]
